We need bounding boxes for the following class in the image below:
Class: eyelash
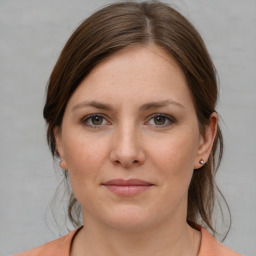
[81,113,176,129]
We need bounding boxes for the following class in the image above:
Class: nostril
[114,159,139,168]
[110,147,146,168]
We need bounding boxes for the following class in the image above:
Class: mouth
[101,179,154,196]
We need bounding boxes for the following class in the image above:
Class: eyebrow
[72,99,184,112]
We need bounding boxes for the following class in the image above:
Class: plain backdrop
[0,0,255,255]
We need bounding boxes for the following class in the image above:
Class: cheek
[62,131,109,173]
[62,133,108,205]
[151,133,198,171]
[61,132,113,207]
[148,131,199,194]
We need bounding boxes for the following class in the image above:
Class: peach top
[14,227,242,256]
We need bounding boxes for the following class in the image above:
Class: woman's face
[56,45,215,231]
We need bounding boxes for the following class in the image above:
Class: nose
[109,124,145,168]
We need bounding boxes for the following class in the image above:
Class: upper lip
[102,179,153,186]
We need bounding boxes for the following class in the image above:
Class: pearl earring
[199,159,205,164]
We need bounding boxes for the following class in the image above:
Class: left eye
[147,114,175,127]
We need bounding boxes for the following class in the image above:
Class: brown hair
[43,0,230,237]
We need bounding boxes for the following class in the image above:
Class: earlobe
[194,112,218,169]
[54,127,68,170]
[59,159,67,170]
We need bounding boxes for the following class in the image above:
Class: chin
[98,205,162,232]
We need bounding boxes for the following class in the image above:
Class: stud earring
[199,159,205,165]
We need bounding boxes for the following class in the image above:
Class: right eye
[81,114,110,128]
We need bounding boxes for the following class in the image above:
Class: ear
[54,127,68,170]
[194,112,218,169]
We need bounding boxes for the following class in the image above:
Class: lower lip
[103,185,152,196]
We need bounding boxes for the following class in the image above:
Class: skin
[55,45,218,256]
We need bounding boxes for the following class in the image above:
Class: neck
[70,213,201,256]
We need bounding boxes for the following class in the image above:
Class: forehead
[66,45,193,110]
[88,44,186,84]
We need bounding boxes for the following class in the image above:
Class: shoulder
[199,228,243,256]
[13,228,81,256]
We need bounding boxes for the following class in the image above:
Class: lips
[103,179,153,186]
[102,179,153,196]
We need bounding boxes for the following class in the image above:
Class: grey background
[0,0,255,255]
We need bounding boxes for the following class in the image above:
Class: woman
[14,1,242,255]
